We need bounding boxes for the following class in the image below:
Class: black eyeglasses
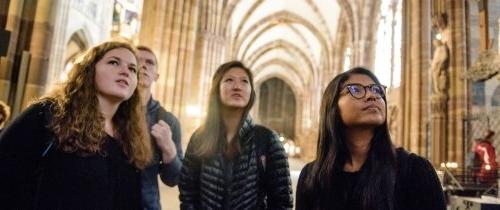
[342,83,387,99]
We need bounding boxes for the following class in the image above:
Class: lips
[116,79,129,87]
[231,93,243,98]
[362,104,381,111]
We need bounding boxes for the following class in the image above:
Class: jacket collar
[238,116,254,143]
[146,96,161,113]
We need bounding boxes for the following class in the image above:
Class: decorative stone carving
[464,17,500,82]
[464,49,500,81]
[431,13,450,95]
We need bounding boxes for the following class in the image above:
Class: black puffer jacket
[179,118,293,210]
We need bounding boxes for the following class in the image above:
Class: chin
[223,103,247,109]
[114,92,134,101]
[356,118,385,127]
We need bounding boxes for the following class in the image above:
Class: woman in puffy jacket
[179,61,293,210]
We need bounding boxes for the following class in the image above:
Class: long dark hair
[305,67,396,210]
[191,61,256,158]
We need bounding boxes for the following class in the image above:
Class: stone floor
[159,157,307,210]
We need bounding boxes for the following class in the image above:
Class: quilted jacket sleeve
[264,131,293,210]
[178,134,202,210]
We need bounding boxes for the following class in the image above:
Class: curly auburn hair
[41,41,152,169]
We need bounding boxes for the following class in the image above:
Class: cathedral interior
[1,0,500,207]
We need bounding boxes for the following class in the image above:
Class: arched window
[61,31,88,81]
[374,0,402,88]
[343,47,352,72]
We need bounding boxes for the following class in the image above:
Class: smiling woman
[0,41,152,210]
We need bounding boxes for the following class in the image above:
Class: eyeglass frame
[341,83,387,99]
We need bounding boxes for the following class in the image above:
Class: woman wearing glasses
[295,67,446,210]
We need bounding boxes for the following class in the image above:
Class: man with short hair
[137,46,183,210]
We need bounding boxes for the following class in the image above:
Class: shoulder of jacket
[396,148,434,177]
[252,124,276,138]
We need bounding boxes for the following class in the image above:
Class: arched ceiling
[226,0,341,91]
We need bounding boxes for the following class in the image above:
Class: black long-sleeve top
[0,101,142,210]
[296,148,447,210]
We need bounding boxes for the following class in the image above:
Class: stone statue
[431,39,450,94]
[431,13,450,95]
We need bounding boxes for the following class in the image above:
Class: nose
[139,60,148,71]
[232,81,242,90]
[119,65,130,77]
[365,88,380,101]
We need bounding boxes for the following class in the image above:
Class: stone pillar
[139,0,198,115]
[431,94,448,166]
[354,0,380,68]
[400,0,432,157]
[139,0,199,143]
[0,0,21,102]
[186,0,228,139]
[445,0,468,165]
[22,0,57,108]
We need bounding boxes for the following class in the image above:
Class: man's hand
[151,120,177,163]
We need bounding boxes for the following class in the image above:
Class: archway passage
[60,31,88,81]
[258,77,296,140]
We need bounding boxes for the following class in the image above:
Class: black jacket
[296,148,446,210]
[0,101,142,210]
[179,118,293,210]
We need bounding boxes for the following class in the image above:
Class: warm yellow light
[185,105,202,117]
[485,164,491,171]
[441,162,458,169]
[295,147,301,155]
[435,33,442,40]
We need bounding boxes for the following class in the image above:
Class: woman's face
[219,67,252,109]
[95,47,138,103]
[338,74,386,128]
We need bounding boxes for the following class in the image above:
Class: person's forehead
[224,68,248,77]
[345,74,375,85]
[138,50,155,59]
[102,48,137,64]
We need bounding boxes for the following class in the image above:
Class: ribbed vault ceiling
[226,0,341,94]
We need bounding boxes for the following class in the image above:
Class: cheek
[94,73,107,92]
[338,98,357,123]
[245,86,252,97]
[219,85,227,97]
[130,75,138,89]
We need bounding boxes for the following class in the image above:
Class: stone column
[0,0,26,102]
[139,0,198,114]
[21,0,57,108]
[139,0,199,142]
[445,0,468,165]
[400,0,432,157]
[186,0,228,138]
[431,94,448,166]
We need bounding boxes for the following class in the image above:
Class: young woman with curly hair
[0,41,152,210]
